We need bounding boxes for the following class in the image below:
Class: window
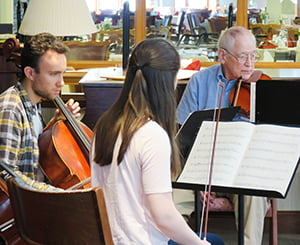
[86,0,136,11]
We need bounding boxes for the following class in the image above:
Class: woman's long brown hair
[93,38,181,178]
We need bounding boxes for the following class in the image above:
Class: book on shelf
[175,121,300,198]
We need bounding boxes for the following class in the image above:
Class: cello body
[38,96,93,190]
[38,119,93,189]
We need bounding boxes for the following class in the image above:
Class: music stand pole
[238,194,244,245]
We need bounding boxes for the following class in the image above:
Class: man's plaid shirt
[0,82,42,180]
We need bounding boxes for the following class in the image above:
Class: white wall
[0,0,13,23]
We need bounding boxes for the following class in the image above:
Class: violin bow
[200,81,225,240]
[231,76,243,107]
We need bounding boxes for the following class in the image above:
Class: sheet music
[235,124,300,194]
[178,121,254,185]
[177,121,300,197]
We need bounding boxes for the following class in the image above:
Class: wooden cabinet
[0,55,19,93]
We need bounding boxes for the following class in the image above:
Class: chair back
[162,15,172,27]
[64,41,110,60]
[6,178,114,245]
[175,11,186,36]
[186,13,195,35]
[187,12,207,36]
[208,17,228,35]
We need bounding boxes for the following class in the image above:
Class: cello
[38,96,93,189]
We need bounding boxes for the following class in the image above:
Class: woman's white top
[91,120,172,245]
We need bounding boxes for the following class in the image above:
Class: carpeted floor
[220,233,300,245]
[174,189,300,245]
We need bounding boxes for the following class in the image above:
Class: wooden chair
[176,13,202,46]
[6,177,114,245]
[64,40,110,61]
[208,16,228,37]
[177,13,218,47]
[248,8,262,25]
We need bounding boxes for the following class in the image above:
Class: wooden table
[78,67,195,129]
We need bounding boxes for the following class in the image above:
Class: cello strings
[54,96,91,150]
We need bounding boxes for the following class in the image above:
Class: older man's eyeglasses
[222,48,259,64]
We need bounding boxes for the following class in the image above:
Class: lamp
[18,0,97,37]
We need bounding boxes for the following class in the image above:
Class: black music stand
[174,108,299,245]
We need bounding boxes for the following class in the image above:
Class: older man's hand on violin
[200,191,234,212]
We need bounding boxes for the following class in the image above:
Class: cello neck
[53,96,91,153]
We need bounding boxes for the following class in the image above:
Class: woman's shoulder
[139,120,166,134]
[135,120,168,142]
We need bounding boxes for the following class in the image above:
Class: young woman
[91,38,223,245]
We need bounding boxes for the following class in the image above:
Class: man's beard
[34,89,56,101]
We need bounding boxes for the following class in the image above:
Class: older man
[177,26,269,245]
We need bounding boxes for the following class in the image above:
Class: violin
[230,74,271,117]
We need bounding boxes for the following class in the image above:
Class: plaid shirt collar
[16,82,41,117]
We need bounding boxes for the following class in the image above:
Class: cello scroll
[2,38,22,65]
